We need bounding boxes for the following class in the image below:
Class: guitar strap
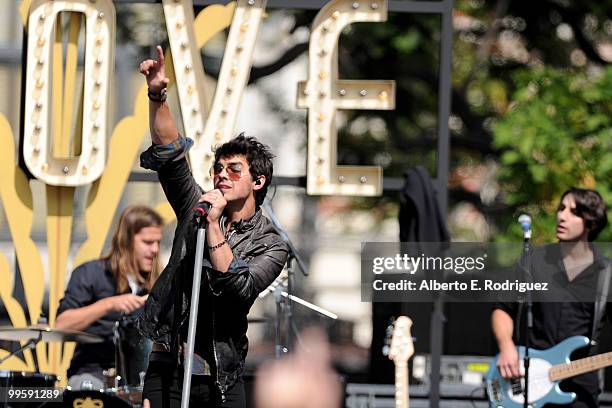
[591,259,611,346]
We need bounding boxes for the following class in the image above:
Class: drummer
[56,205,163,390]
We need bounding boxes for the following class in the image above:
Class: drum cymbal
[0,326,103,343]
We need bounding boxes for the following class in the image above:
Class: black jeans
[142,353,245,408]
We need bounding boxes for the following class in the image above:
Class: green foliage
[315,0,612,243]
[392,29,422,54]
[493,66,612,242]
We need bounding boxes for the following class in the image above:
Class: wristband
[148,87,168,103]
[208,240,227,251]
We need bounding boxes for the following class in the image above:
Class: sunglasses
[210,162,244,181]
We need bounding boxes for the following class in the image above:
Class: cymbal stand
[262,200,338,357]
[0,334,40,365]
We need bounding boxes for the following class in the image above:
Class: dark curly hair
[559,187,608,241]
[214,133,274,207]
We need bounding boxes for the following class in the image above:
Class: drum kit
[0,317,150,408]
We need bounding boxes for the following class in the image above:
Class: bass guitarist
[492,187,609,407]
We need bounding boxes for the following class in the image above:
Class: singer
[491,187,609,407]
[56,205,163,390]
[138,46,289,408]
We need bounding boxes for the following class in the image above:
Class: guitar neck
[550,351,612,382]
[395,361,409,408]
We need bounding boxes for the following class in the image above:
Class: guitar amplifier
[345,383,489,407]
[346,355,492,408]
[411,354,492,389]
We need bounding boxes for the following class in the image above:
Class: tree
[295,0,612,238]
[493,66,612,242]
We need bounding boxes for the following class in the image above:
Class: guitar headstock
[388,316,414,364]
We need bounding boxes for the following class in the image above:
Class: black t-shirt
[57,259,126,376]
[493,244,610,406]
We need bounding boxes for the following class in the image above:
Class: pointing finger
[156,45,165,65]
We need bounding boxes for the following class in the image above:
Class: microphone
[518,214,532,239]
[193,202,211,226]
[193,202,211,216]
[192,189,224,223]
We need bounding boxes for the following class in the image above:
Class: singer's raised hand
[140,45,179,145]
[139,45,169,92]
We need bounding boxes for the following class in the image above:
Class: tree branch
[202,42,309,84]
[249,42,309,84]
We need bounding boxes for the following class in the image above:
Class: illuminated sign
[23,0,115,186]
[0,1,396,378]
[298,0,395,196]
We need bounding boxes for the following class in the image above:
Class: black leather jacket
[139,151,288,399]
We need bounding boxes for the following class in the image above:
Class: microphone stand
[266,271,339,356]
[263,201,307,357]
[181,211,208,408]
[521,226,533,408]
[262,201,308,277]
[262,202,337,357]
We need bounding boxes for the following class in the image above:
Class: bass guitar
[487,335,611,407]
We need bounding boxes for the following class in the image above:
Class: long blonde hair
[102,205,163,294]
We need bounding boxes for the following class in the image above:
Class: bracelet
[208,239,227,251]
[148,87,168,103]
